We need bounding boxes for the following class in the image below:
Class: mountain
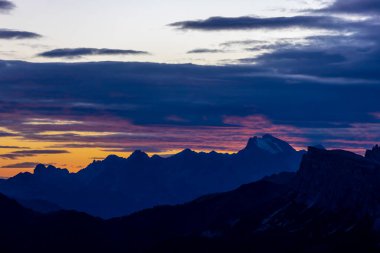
[1,145,380,253]
[366,144,380,163]
[0,135,304,218]
[296,147,380,214]
[0,193,107,253]
[104,146,380,253]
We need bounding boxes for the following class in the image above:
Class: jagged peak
[34,164,47,171]
[34,164,69,175]
[172,148,197,158]
[104,154,124,161]
[179,148,196,155]
[182,148,194,153]
[244,134,295,154]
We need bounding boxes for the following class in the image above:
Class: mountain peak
[34,164,47,173]
[244,135,295,154]
[128,150,149,160]
[34,164,69,176]
[104,154,123,162]
[182,148,194,154]
[174,148,197,158]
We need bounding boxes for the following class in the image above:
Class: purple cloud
[0,149,70,160]
[1,162,38,169]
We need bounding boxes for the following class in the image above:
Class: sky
[0,0,379,177]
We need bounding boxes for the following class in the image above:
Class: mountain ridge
[0,135,304,218]
[1,144,380,252]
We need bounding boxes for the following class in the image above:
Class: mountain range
[0,134,304,218]
[0,144,380,252]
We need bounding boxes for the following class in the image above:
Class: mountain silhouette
[366,144,380,163]
[0,145,380,252]
[0,135,304,218]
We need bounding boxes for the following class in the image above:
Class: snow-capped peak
[245,135,295,154]
[256,136,283,154]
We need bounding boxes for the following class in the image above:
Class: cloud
[1,162,38,169]
[0,131,16,137]
[0,59,379,153]
[0,29,42,39]
[0,0,14,12]
[101,147,165,153]
[240,31,380,82]
[0,1,378,157]
[170,15,353,31]
[187,48,225,54]
[0,145,28,149]
[243,48,346,68]
[38,48,150,58]
[319,0,380,14]
[0,149,70,160]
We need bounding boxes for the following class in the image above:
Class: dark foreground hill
[0,134,303,218]
[1,145,380,252]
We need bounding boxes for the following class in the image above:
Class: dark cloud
[239,29,380,82]
[0,29,42,39]
[1,162,38,169]
[187,48,225,54]
[0,131,16,137]
[0,1,378,154]
[0,150,70,160]
[102,147,165,153]
[0,145,28,149]
[38,48,150,58]
[0,59,379,152]
[49,143,166,153]
[220,40,265,48]
[170,15,353,31]
[0,0,14,12]
[242,49,346,69]
[319,0,380,14]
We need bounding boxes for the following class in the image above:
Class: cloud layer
[0,29,42,39]
[0,58,379,154]
[38,48,149,58]
[1,162,38,169]
[187,48,224,54]
[170,15,354,31]
[320,0,380,14]
[0,149,69,160]
[0,0,14,12]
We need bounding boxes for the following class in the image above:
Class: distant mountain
[0,135,304,218]
[1,145,380,253]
